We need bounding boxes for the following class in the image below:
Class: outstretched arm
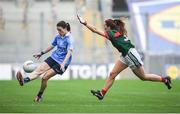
[41,45,54,54]
[77,15,106,38]
[33,45,54,59]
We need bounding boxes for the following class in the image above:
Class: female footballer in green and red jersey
[77,15,172,100]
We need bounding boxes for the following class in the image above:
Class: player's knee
[140,78,145,81]
[42,76,49,81]
[139,76,147,81]
[134,73,148,81]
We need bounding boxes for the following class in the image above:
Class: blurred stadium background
[0,0,180,113]
[0,0,180,80]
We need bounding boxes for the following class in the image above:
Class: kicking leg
[91,60,128,100]
[34,69,56,102]
[16,62,50,86]
[27,62,51,80]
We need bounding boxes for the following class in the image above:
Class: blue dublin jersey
[51,32,73,66]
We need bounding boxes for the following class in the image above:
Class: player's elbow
[91,28,97,33]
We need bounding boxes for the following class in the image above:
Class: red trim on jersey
[114,32,121,38]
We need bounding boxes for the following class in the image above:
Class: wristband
[41,51,45,55]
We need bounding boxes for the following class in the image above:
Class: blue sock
[23,77,30,83]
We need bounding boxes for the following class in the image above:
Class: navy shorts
[45,57,68,75]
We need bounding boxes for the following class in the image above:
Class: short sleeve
[51,36,58,46]
[105,30,120,39]
[67,36,74,50]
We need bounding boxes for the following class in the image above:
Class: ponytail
[105,19,127,36]
[113,19,127,36]
[66,23,71,32]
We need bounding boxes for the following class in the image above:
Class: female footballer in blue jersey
[77,15,172,100]
[16,21,73,102]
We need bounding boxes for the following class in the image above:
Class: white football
[23,60,37,73]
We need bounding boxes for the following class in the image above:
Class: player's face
[57,26,67,36]
[104,23,110,31]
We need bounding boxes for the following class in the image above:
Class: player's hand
[60,64,65,72]
[33,53,42,60]
[77,14,87,25]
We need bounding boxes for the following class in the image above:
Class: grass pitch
[0,80,180,113]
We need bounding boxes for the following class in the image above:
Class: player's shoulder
[106,30,119,38]
[66,32,73,37]
[54,34,61,39]
[66,32,74,40]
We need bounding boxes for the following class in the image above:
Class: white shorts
[120,48,143,69]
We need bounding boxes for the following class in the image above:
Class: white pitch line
[1,104,180,107]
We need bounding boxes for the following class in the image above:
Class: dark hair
[105,19,127,36]
[56,21,71,31]
[105,19,118,30]
[113,19,127,36]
